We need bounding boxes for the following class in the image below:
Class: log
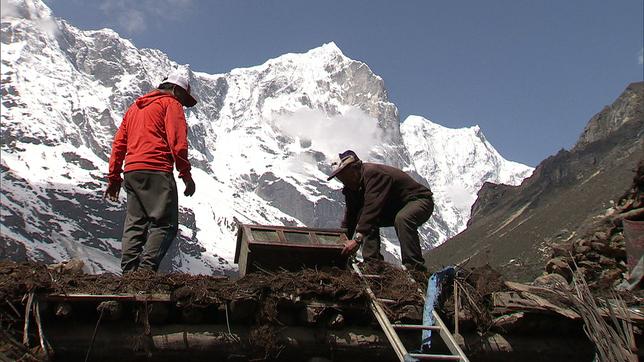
[47,293,172,302]
[42,321,639,362]
[43,322,396,362]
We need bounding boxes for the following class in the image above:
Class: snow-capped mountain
[401,116,534,238]
[0,0,533,274]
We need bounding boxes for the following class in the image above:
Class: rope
[225,302,232,335]
[84,308,105,362]
[22,293,34,346]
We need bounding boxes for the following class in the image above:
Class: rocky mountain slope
[0,0,532,274]
[427,82,644,282]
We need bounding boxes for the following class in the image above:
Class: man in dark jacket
[105,70,197,274]
[329,150,434,271]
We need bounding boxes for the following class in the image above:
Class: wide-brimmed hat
[161,70,198,107]
[327,150,360,181]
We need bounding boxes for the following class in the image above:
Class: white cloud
[119,9,146,34]
[1,0,20,18]
[273,107,384,163]
[444,183,476,212]
[639,48,643,65]
[1,0,59,37]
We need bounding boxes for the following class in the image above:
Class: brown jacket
[341,163,433,237]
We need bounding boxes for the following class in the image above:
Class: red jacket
[108,91,191,182]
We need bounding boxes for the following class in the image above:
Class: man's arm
[355,171,393,234]
[164,101,195,196]
[107,114,128,182]
[340,190,358,238]
[164,101,191,178]
[341,172,392,257]
[105,113,128,201]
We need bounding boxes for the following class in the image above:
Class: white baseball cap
[161,70,198,107]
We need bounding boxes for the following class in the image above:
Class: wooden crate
[234,224,349,276]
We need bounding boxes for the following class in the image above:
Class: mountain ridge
[1,0,533,274]
[427,81,644,281]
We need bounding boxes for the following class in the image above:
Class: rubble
[0,260,430,361]
[542,160,644,292]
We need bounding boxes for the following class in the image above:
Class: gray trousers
[361,197,434,270]
[121,171,178,273]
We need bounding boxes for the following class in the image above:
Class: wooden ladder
[352,263,469,361]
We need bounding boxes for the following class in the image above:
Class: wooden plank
[492,291,575,317]
[502,283,644,322]
[45,293,172,302]
[238,223,347,234]
[504,281,558,294]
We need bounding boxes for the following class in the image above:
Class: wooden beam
[45,293,172,302]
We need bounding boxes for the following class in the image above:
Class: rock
[611,233,625,243]
[533,273,569,288]
[575,267,591,279]
[492,312,525,333]
[55,303,72,318]
[327,312,345,329]
[97,301,123,320]
[302,305,325,324]
[617,261,628,271]
[575,245,592,254]
[577,260,601,271]
[551,243,572,258]
[599,255,616,267]
[545,257,573,282]
[47,258,85,274]
[590,242,608,254]
[598,269,623,285]
[606,242,627,260]
[593,231,608,241]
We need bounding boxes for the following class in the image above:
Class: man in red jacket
[105,70,197,274]
[329,150,434,271]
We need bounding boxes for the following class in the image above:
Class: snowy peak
[401,115,534,236]
[307,41,346,58]
[403,115,485,143]
[2,0,54,21]
[2,0,59,40]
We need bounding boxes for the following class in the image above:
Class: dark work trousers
[361,197,434,270]
[121,170,178,274]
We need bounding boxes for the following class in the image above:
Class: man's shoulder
[135,91,182,108]
[363,162,397,176]
[156,94,183,108]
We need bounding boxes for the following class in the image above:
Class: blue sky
[46,0,643,166]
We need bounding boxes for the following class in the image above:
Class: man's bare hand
[183,177,196,197]
[341,239,360,256]
[104,180,122,202]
